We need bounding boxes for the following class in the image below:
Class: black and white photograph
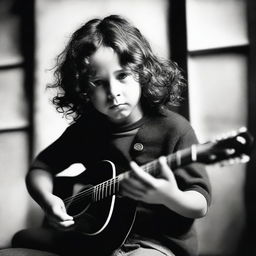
[0,1,255,256]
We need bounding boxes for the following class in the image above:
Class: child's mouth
[110,103,127,109]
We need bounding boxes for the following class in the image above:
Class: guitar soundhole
[66,185,92,217]
[64,184,114,234]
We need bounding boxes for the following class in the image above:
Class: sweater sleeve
[173,127,212,206]
[29,123,82,175]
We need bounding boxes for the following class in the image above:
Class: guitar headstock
[196,127,254,165]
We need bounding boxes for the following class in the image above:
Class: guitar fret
[93,186,97,202]
[107,179,110,197]
[110,179,113,196]
[152,160,158,175]
[104,181,107,198]
[116,178,119,194]
[145,164,149,173]
[100,184,103,200]
[167,154,172,168]
[97,185,100,201]
[101,183,103,200]
[142,161,154,175]
[191,144,197,161]
[176,151,181,167]
[96,184,100,201]
[97,184,100,201]
[94,186,97,202]
[102,183,105,200]
[108,178,112,196]
[92,187,95,201]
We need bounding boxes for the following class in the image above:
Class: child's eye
[90,80,104,88]
[117,72,129,80]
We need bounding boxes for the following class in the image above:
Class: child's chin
[109,112,131,123]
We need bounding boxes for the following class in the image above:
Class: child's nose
[107,80,121,99]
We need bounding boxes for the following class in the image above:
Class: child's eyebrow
[90,75,102,81]
[89,68,131,80]
[115,68,131,73]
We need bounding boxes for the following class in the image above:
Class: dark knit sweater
[30,110,211,256]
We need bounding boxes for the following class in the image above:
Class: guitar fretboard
[92,146,196,202]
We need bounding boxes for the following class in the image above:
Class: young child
[13,15,211,256]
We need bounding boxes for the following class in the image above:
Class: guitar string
[62,156,174,205]
[62,153,177,205]
[63,176,120,204]
[62,170,135,204]
[63,161,156,204]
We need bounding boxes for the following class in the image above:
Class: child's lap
[12,228,174,256]
[110,235,175,256]
[111,247,174,256]
[111,248,173,256]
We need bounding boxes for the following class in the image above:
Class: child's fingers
[120,183,145,200]
[121,177,147,192]
[130,161,156,187]
[58,219,75,228]
[158,156,177,185]
[158,156,172,177]
[50,203,73,222]
[48,218,75,231]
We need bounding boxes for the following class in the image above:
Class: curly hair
[48,15,186,120]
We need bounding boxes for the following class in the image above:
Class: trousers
[110,235,174,256]
[12,228,174,256]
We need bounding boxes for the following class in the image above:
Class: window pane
[188,53,248,255]
[0,132,30,246]
[196,164,246,255]
[186,0,248,51]
[0,69,28,129]
[188,53,247,140]
[0,1,23,65]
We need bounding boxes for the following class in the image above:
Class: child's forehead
[89,46,118,64]
[87,46,125,73]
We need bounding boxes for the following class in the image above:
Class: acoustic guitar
[54,127,253,251]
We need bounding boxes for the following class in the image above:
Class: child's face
[88,46,143,124]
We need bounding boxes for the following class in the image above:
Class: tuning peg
[218,155,250,167]
[214,127,248,142]
[239,154,250,163]
[214,132,233,142]
[238,127,247,133]
[225,148,236,155]
[224,130,239,139]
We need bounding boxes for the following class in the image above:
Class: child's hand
[42,193,75,231]
[120,156,179,205]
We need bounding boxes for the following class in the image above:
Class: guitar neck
[92,146,195,202]
[141,146,196,177]
[65,128,253,205]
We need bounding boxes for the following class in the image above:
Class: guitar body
[54,160,137,251]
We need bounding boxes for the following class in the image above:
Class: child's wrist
[161,187,183,208]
